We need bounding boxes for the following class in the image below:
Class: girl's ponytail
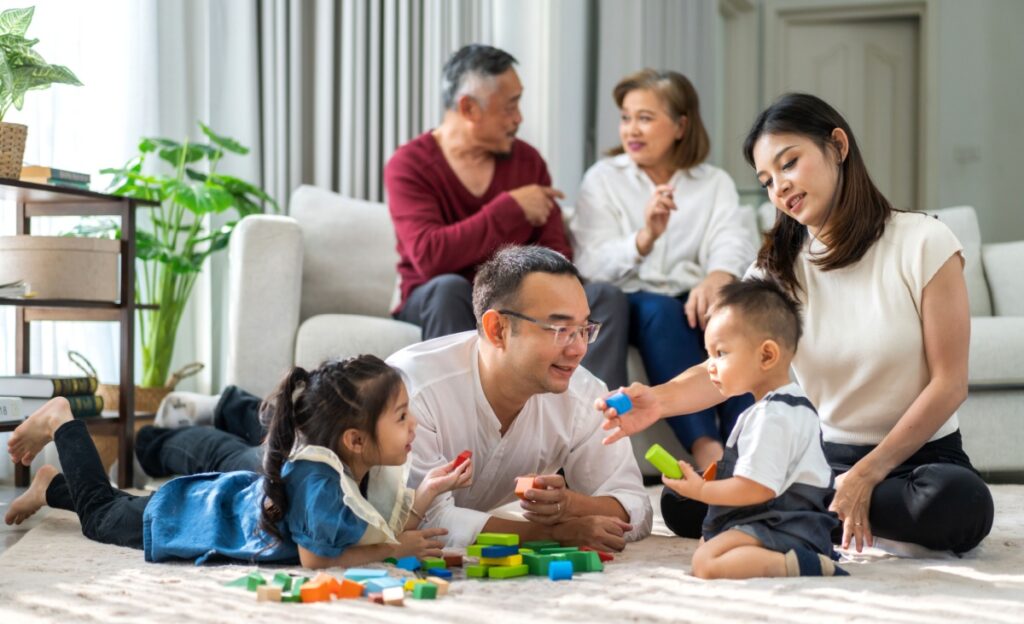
[258,366,309,544]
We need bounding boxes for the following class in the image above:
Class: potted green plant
[0,6,82,179]
[95,123,279,396]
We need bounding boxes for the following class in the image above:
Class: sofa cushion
[290,185,399,320]
[968,317,1024,387]
[929,207,992,317]
[982,240,1024,316]
[295,314,421,371]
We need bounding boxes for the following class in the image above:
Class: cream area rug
[0,486,1022,624]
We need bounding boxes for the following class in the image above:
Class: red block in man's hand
[454,450,472,468]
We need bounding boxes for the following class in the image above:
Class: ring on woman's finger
[854,521,862,526]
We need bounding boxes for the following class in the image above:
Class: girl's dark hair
[257,354,402,545]
[742,93,892,294]
[607,69,710,170]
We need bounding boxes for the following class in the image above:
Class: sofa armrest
[969,316,1024,388]
[226,215,304,397]
[982,240,1024,316]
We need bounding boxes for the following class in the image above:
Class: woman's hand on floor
[831,469,880,552]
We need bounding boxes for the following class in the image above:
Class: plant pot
[0,122,28,180]
[0,235,121,301]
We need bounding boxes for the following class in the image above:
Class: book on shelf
[0,279,34,298]
[0,375,99,399]
[20,165,91,184]
[20,176,91,190]
[0,395,105,421]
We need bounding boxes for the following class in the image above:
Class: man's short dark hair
[442,44,518,110]
[472,245,582,325]
[715,278,803,352]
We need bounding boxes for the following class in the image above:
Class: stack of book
[0,279,34,298]
[0,374,104,422]
[20,165,91,190]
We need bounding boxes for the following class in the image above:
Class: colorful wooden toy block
[475,532,520,546]
[488,564,529,579]
[256,585,282,602]
[281,577,307,603]
[454,449,472,468]
[480,545,519,558]
[645,443,683,479]
[300,573,339,603]
[466,564,491,578]
[421,556,447,570]
[368,592,384,604]
[443,553,464,567]
[427,567,453,579]
[703,461,718,481]
[226,572,267,591]
[343,568,388,582]
[480,553,523,567]
[404,578,426,592]
[548,560,574,581]
[382,585,405,606]
[426,576,450,596]
[580,546,615,562]
[466,544,485,557]
[383,557,398,565]
[412,582,438,599]
[538,546,579,555]
[395,556,421,571]
[523,540,561,550]
[271,572,294,591]
[565,550,603,572]
[523,552,555,576]
[363,576,405,594]
[604,391,632,415]
[336,578,364,599]
[515,475,536,500]
[519,548,534,554]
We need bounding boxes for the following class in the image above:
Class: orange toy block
[703,461,718,481]
[515,476,536,500]
[336,578,364,599]
[300,573,339,603]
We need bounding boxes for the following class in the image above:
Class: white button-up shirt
[387,331,653,548]
[570,154,756,295]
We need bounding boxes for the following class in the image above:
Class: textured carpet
[0,486,1021,624]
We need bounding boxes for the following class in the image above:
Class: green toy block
[226,572,266,591]
[383,557,398,565]
[421,557,446,570]
[538,546,579,555]
[475,532,520,546]
[412,582,438,599]
[271,572,293,592]
[523,552,555,576]
[466,544,485,557]
[488,564,529,579]
[523,540,561,550]
[466,564,491,578]
[281,577,307,602]
[518,548,534,554]
[584,550,604,572]
[645,443,683,479]
[565,550,603,572]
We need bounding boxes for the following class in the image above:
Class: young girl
[5,355,473,568]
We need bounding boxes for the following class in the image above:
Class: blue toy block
[605,391,632,415]
[363,576,405,595]
[481,545,519,558]
[427,567,453,579]
[548,560,574,581]
[395,556,421,571]
[342,567,388,582]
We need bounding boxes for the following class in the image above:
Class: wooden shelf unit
[0,178,158,488]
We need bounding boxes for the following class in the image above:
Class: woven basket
[0,122,28,180]
[70,351,204,415]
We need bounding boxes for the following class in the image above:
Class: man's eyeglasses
[497,310,602,346]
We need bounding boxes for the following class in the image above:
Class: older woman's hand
[684,270,735,329]
[635,184,676,256]
[830,468,882,552]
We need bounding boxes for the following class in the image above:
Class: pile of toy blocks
[464,533,612,580]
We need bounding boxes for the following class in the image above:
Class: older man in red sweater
[385,44,627,388]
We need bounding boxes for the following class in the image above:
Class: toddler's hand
[422,458,473,497]
[662,460,705,501]
[394,527,447,559]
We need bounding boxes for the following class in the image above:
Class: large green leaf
[157,143,207,167]
[198,122,249,155]
[0,7,34,37]
[165,180,235,215]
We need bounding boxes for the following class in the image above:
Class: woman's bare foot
[691,437,724,471]
[4,464,58,525]
[8,397,73,466]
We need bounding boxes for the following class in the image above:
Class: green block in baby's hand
[645,443,682,479]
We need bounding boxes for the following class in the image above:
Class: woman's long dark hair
[257,354,402,545]
[742,93,892,294]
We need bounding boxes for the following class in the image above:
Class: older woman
[600,93,994,554]
[570,70,756,469]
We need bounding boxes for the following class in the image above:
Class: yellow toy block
[480,554,523,567]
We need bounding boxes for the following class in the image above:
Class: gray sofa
[226,185,1024,475]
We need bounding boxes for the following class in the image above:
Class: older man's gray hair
[441,44,518,110]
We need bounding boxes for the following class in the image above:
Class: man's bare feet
[4,464,58,525]
[691,436,724,471]
[8,397,72,466]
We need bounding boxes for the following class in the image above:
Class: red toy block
[336,578,364,599]
[515,476,536,500]
[454,449,472,468]
[443,553,464,567]
[580,546,614,563]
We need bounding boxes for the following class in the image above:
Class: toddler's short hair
[715,278,802,352]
